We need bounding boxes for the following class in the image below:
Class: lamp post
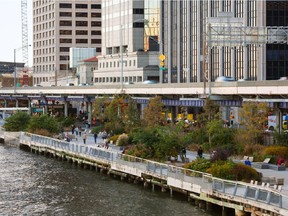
[14,45,31,93]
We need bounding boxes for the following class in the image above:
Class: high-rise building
[160,0,288,84]
[32,0,101,85]
[94,0,160,86]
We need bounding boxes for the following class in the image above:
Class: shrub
[124,144,152,159]
[210,147,231,162]
[108,135,119,144]
[233,163,261,182]
[91,125,104,134]
[33,129,51,137]
[58,116,76,127]
[263,146,288,160]
[183,158,211,173]
[207,160,260,182]
[3,112,31,132]
[116,133,129,146]
[28,114,59,135]
[207,160,236,180]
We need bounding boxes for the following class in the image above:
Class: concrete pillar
[15,99,19,108]
[28,99,32,115]
[198,200,206,209]
[206,202,213,211]
[170,187,173,197]
[144,181,149,188]
[87,102,92,123]
[152,184,155,192]
[64,101,68,117]
[222,207,227,216]
[235,209,246,216]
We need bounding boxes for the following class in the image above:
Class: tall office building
[32,0,101,85]
[160,0,288,84]
[94,0,160,85]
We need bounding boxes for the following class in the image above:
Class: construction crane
[21,0,28,67]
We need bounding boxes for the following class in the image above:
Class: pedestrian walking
[78,126,82,137]
[93,132,98,144]
[75,126,79,136]
[197,146,203,158]
[71,125,75,134]
[82,132,87,144]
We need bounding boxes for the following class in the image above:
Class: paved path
[64,130,288,193]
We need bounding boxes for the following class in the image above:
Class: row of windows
[33,3,55,14]
[34,56,55,64]
[59,38,102,44]
[34,64,56,73]
[34,21,55,31]
[60,12,101,18]
[59,20,101,27]
[34,47,55,56]
[99,59,137,69]
[59,3,101,9]
[34,30,54,40]
[95,76,143,83]
[34,39,55,47]
[34,12,54,23]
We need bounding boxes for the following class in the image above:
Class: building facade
[160,0,288,84]
[94,0,160,85]
[32,0,101,85]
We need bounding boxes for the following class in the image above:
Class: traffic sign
[159,54,166,61]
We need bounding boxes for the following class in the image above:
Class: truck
[267,115,288,131]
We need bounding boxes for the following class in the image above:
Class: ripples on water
[0,145,217,216]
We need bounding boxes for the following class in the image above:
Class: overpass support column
[28,99,32,115]
[87,102,92,123]
[15,99,19,108]
[170,106,177,123]
[2,100,7,120]
[43,98,48,114]
[275,104,282,133]
[139,103,147,119]
[64,101,68,117]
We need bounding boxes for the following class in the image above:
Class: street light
[120,19,149,93]
[14,45,31,93]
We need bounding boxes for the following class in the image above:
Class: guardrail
[20,132,288,212]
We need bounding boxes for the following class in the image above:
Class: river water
[0,144,217,216]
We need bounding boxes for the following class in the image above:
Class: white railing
[19,132,288,212]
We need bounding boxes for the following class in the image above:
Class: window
[59,12,72,17]
[91,30,101,35]
[96,48,102,53]
[76,39,88,43]
[76,21,88,26]
[59,3,72,8]
[59,30,72,35]
[76,4,88,9]
[76,30,88,35]
[60,55,69,61]
[133,22,144,28]
[60,47,70,52]
[133,8,144,14]
[76,12,87,17]
[91,13,101,18]
[60,39,72,43]
[91,21,101,27]
[60,21,72,26]
[91,4,101,9]
[91,39,101,44]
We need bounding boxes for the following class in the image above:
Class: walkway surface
[65,130,288,194]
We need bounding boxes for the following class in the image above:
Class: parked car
[66,83,75,86]
[78,83,92,86]
[143,80,158,84]
[34,84,43,87]
[215,76,235,82]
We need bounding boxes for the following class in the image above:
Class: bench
[252,158,270,169]
[267,164,286,171]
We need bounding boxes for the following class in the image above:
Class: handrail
[19,132,288,211]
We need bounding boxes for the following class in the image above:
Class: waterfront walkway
[65,130,288,194]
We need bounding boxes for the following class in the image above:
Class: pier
[5,132,285,216]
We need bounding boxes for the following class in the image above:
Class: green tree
[92,96,110,124]
[237,102,269,145]
[143,96,165,127]
[27,114,59,135]
[3,112,31,131]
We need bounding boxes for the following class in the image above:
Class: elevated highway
[1,80,288,98]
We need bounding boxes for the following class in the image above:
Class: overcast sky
[0,0,33,66]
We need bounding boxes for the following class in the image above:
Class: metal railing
[19,132,287,211]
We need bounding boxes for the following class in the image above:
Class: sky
[0,0,33,66]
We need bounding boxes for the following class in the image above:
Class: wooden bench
[252,158,270,169]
